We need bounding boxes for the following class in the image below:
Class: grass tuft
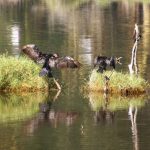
[0,54,54,92]
[85,69,149,95]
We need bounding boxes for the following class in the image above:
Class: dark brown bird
[21,44,81,69]
[21,44,81,81]
[94,56,122,73]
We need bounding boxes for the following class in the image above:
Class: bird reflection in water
[24,90,79,135]
[94,109,115,124]
[93,93,115,124]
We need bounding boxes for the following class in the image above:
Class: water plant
[0,54,56,92]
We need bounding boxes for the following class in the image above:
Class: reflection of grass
[45,0,150,10]
[45,0,89,10]
[88,93,106,111]
[96,0,150,5]
[108,96,146,111]
[96,0,111,7]
[88,92,147,112]
[0,54,54,92]
[125,0,150,3]
[0,92,49,123]
[86,70,149,95]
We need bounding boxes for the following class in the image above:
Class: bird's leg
[53,78,61,90]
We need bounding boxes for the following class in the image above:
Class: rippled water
[0,0,150,150]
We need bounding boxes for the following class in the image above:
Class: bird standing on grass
[39,55,61,90]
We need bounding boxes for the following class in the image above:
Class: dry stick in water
[128,24,140,74]
[134,44,138,74]
[129,41,138,74]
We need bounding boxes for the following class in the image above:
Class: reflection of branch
[128,106,139,150]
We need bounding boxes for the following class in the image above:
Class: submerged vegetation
[85,70,149,95]
[0,54,55,92]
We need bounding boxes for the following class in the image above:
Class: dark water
[0,0,150,150]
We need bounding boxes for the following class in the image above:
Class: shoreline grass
[85,70,149,95]
[0,54,55,92]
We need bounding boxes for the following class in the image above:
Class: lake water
[0,0,150,150]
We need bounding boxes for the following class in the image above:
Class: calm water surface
[0,0,150,150]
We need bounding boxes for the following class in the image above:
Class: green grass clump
[87,69,149,95]
[0,54,52,92]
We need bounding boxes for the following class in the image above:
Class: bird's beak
[116,57,122,65]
